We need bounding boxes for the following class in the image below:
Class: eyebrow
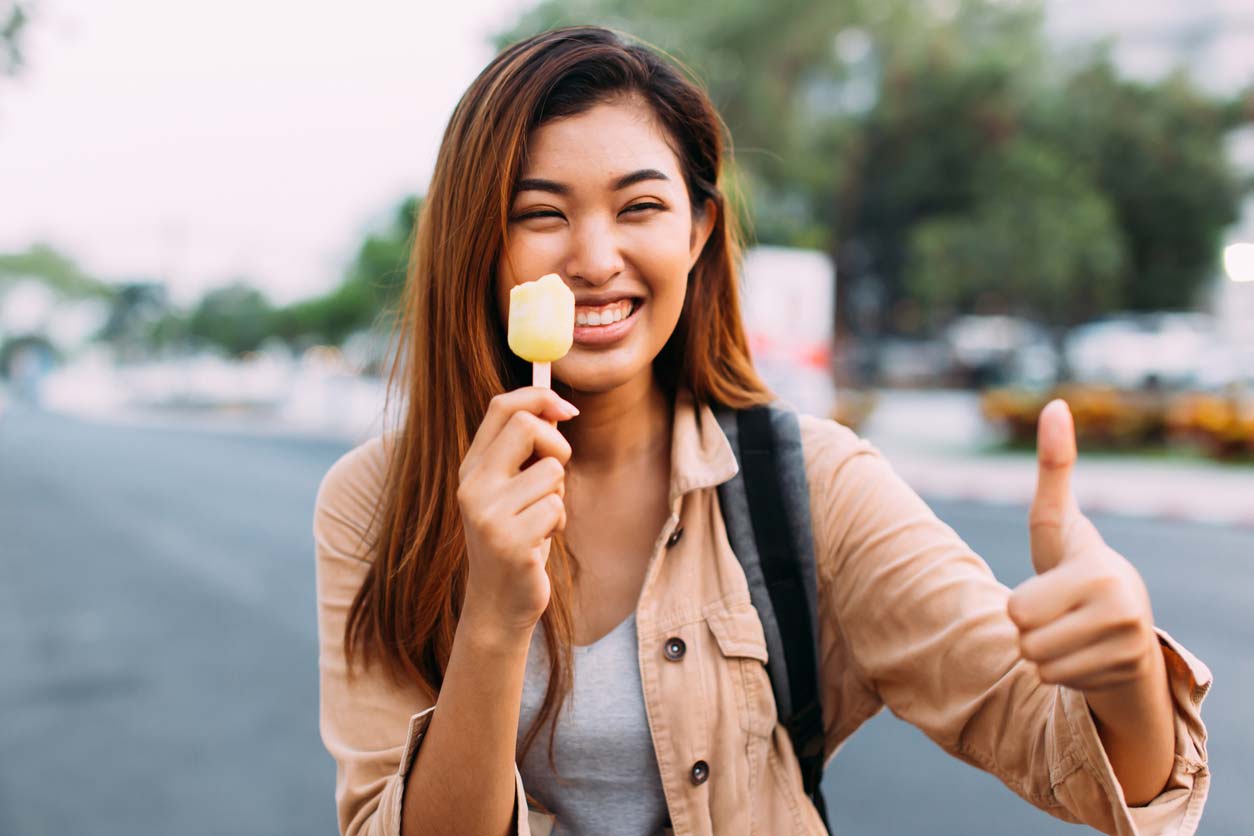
[514,168,671,197]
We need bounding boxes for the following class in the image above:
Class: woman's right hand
[457,387,578,641]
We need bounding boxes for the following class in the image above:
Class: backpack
[714,403,831,833]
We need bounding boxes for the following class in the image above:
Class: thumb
[1029,398,1078,574]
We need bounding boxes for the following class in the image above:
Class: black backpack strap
[716,403,831,832]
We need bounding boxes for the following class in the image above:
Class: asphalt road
[1,405,1248,835]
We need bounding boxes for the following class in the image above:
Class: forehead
[520,96,682,184]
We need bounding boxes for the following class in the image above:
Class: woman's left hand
[1006,399,1161,692]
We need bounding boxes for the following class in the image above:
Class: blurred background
[1,0,1251,834]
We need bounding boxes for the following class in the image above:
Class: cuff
[390,706,539,836]
[1056,628,1212,835]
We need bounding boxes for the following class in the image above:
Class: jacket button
[690,760,709,785]
[663,637,686,661]
[665,526,684,548]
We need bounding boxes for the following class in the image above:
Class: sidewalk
[861,390,1254,529]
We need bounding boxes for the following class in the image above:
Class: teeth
[575,299,634,327]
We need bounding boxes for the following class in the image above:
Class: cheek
[631,225,693,308]
[494,238,543,317]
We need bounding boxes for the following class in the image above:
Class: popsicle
[508,272,575,389]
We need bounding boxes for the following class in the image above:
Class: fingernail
[562,402,580,417]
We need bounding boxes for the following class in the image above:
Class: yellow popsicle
[508,273,575,365]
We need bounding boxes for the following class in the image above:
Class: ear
[688,198,718,271]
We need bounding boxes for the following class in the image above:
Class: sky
[1044,0,1254,93]
[1,0,1250,308]
[0,0,533,305]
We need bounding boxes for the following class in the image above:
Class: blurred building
[740,246,837,417]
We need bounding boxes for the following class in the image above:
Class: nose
[564,216,624,287]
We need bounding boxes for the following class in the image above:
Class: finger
[496,411,573,469]
[1057,667,1142,692]
[500,457,566,515]
[1061,510,1107,557]
[1030,398,1078,573]
[1034,638,1146,689]
[1006,562,1090,632]
[465,388,578,467]
[514,492,567,544]
[469,410,573,486]
[1018,605,1107,664]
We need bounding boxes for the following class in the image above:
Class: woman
[314,26,1210,836]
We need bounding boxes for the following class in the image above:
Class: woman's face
[496,94,716,395]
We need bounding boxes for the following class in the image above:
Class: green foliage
[1,0,30,77]
[1037,58,1244,312]
[100,282,171,358]
[185,283,274,356]
[164,195,420,355]
[270,195,418,347]
[0,243,113,299]
[906,140,1125,326]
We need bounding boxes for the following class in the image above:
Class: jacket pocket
[706,606,777,738]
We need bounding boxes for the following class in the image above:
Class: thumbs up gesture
[1006,400,1160,691]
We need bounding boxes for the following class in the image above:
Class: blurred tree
[271,195,419,347]
[185,282,274,356]
[139,196,419,356]
[497,1,1250,384]
[906,138,1124,370]
[1036,57,1245,312]
[99,282,170,361]
[1,0,31,77]
[0,243,112,299]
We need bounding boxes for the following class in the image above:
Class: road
[1,405,1248,835]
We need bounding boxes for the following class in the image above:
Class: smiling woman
[312,25,1212,836]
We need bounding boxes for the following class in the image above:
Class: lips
[574,293,642,307]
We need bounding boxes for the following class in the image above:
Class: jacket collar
[668,388,739,507]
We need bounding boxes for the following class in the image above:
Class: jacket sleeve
[800,416,1211,836]
[314,439,534,836]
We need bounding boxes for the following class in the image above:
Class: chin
[554,354,654,396]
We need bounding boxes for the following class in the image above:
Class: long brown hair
[344,25,771,775]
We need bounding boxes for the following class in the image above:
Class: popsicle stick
[533,361,551,389]
[533,362,555,428]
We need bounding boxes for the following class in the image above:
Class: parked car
[943,315,1054,389]
[1064,312,1219,391]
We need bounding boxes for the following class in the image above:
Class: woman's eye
[623,202,664,215]
[513,210,563,221]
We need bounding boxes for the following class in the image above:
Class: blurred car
[943,314,1054,389]
[875,336,953,388]
[1064,312,1219,391]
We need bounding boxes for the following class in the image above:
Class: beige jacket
[315,391,1211,836]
